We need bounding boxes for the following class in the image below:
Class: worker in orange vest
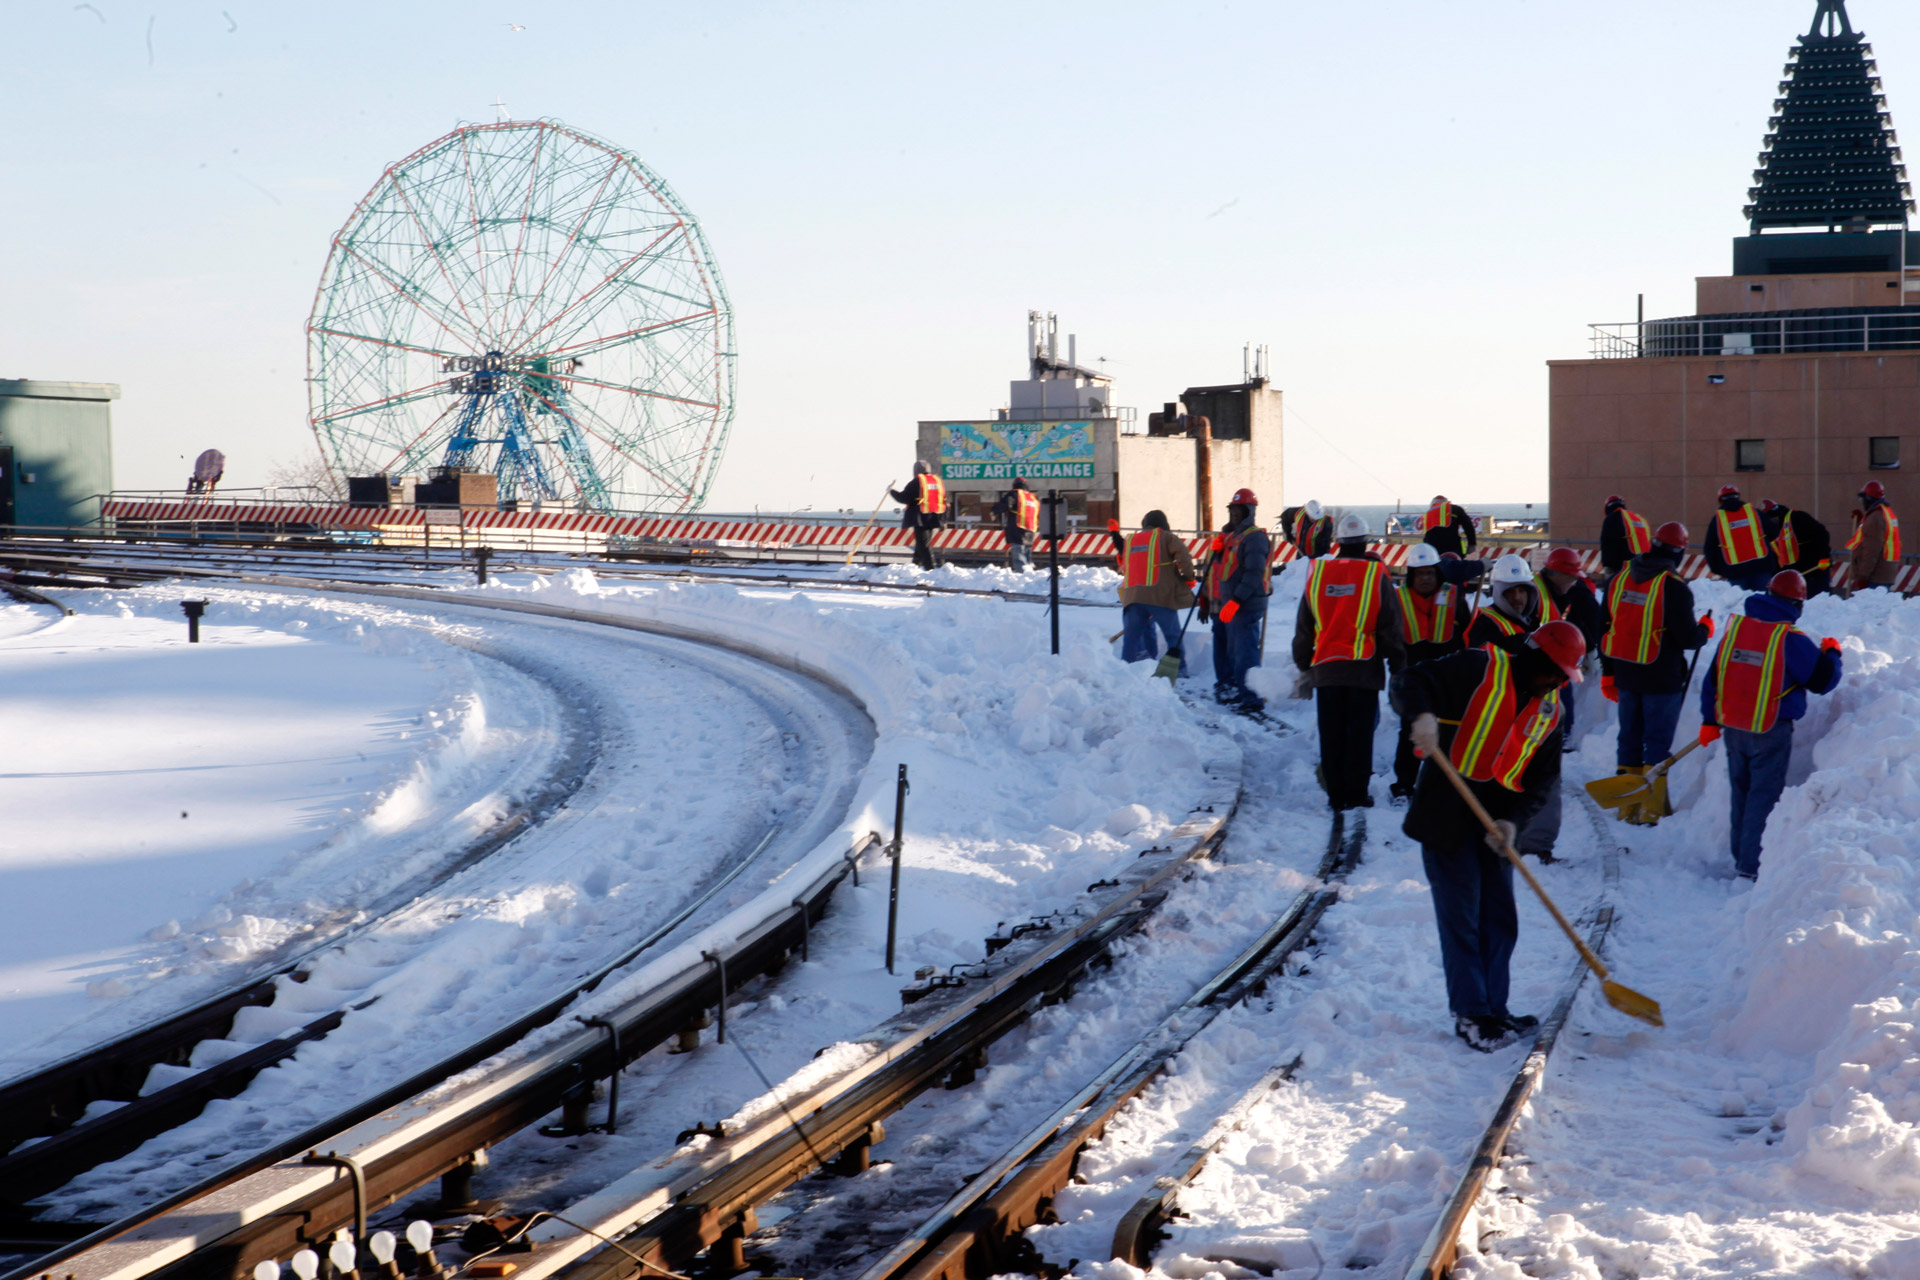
[1842,479,1902,595]
[1389,543,1469,803]
[1759,499,1833,597]
[890,461,947,571]
[1420,495,1478,559]
[1599,495,1652,581]
[1698,570,1843,879]
[1292,513,1405,810]
[991,478,1040,572]
[1398,620,1587,1051]
[1198,488,1273,709]
[1705,484,1779,591]
[1108,510,1197,674]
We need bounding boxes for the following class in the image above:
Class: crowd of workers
[894,467,1899,1052]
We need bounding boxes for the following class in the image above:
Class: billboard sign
[938,421,1096,482]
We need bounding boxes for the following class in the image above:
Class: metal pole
[1047,490,1062,656]
[885,763,910,975]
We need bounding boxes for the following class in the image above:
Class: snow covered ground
[18,550,1920,1280]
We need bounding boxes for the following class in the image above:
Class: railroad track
[0,581,877,1280]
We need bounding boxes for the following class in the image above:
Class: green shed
[0,379,118,528]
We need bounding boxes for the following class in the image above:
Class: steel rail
[477,761,1244,1280]
[862,812,1368,1280]
[1399,788,1624,1280]
[1,584,876,1280]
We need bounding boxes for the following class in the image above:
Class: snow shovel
[1153,604,1199,683]
[843,481,897,566]
[1428,748,1664,1027]
[1585,738,1702,811]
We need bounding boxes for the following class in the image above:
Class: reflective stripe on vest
[1205,534,1230,599]
[1771,512,1799,567]
[1395,584,1455,645]
[1471,606,1526,639]
[1533,575,1564,623]
[1451,648,1563,791]
[1421,500,1453,532]
[1846,505,1902,560]
[1602,570,1668,665]
[1293,512,1327,550]
[1713,614,1792,735]
[1123,530,1163,589]
[1308,558,1387,665]
[1621,510,1652,555]
[1013,490,1039,532]
[919,474,947,516]
[1715,504,1768,565]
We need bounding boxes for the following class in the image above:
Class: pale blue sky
[6,0,1916,512]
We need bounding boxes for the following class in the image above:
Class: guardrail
[1590,308,1920,360]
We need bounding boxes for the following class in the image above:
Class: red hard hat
[1604,494,1625,508]
[1719,484,1741,499]
[1527,619,1587,683]
[1543,547,1583,576]
[1440,550,1462,560]
[1654,520,1689,550]
[1230,487,1258,506]
[1768,569,1808,602]
[1759,499,1778,513]
[1432,494,1447,503]
[1862,480,1887,501]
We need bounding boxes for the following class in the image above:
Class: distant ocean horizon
[1331,502,1549,533]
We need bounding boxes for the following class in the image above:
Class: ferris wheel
[306,119,735,513]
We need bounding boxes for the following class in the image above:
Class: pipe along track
[0,582,876,1280]
[0,538,1114,609]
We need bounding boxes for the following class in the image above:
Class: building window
[1735,439,1766,472]
[1871,436,1901,470]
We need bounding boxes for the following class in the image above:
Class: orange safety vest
[1396,584,1456,645]
[1292,511,1328,551]
[1714,503,1768,566]
[1012,489,1039,533]
[1123,530,1164,589]
[1601,570,1669,665]
[1421,500,1455,533]
[1470,606,1527,641]
[1203,534,1229,599]
[1846,505,1902,560]
[1621,509,1653,555]
[1712,614,1792,734]
[918,473,947,516]
[1308,558,1388,665]
[1771,511,1799,567]
[1532,575,1565,623]
[1451,648,1563,791]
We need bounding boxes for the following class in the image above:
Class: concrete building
[0,379,118,528]
[1550,0,1920,545]
[918,314,1283,533]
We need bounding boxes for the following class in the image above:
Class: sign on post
[938,421,1095,482]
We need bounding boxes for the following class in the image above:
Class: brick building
[1551,0,1919,546]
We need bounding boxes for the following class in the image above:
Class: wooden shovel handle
[1426,749,1612,982]
[1644,736,1701,782]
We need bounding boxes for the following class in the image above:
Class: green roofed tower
[1745,0,1914,234]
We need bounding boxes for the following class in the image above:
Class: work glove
[1485,819,1517,852]
[1821,636,1843,653]
[1601,675,1618,703]
[1107,518,1121,533]
[1218,600,1241,624]
[1699,724,1721,746]
[1700,614,1716,639]
[1409,712,1441,758]
[1210,535,1226,553]
[1197,596,1211,624]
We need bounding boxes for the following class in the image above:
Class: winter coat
[1399,583,1469,668]
[1850,503,1899,588]
[1705,499,1780,581]
[1392,647,1561,850]
[1108,528,1197,609]
[1278,505,1333,559]
[1218,514,1274,605]
[890,477,945,531]
[1544,576,1607,652]
[1599,508,1636,576]
[1599,549,1711,694]
[1420,508,1478,559]
[990,487,1032,545]
[1464,605,1534,655]
[1763,506,1833,580]
[1698,592,1842,728]
[1291,547,1406,691]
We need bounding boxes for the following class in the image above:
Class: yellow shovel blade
[1603,978,1665,1026]
[1584,773,1651,809]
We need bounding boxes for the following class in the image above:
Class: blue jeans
[1007,539,1031,572]
[1727,720,1794,877]
[1210,618,1234,688]
[1122,603,1185,674]
[1616,688,1685,768]
[1223,596,1267,696]
[1421,833,1519,1019]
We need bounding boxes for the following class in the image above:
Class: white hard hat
[1406,544,1442,569]
[1304,499,1324,520]
[1335,512,1369,540]
[1489,553,1534,587]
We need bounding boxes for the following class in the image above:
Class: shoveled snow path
[39,590,871,1220]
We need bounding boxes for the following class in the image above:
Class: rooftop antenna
[1809,0,1853,39]
[492,96,510,122]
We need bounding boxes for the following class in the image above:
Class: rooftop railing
[1589,308,1920,359]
